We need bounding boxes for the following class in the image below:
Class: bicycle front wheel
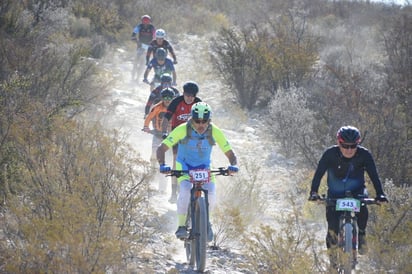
[192,197,207,271]
[342,223,354,273]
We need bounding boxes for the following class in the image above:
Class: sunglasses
[162,96,173,101]
[340,143,358,149]
[193,119,209,124]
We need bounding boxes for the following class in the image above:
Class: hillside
[1,1,411,273]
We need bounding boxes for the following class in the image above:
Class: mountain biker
[146,29,177,65]
[144,73,180,118]
[156,102,239,240]
[143,88,175,166]
[309,126,388,259]
[143,48,176,91]
[131,15,156,48]
[161,81,202,203]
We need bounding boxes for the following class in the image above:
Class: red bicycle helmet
[141,15,151,24]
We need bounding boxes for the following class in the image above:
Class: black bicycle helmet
[155,48,167,61]
[337,126,361,144]
[161,73,172,83]
[161,88,175,99]
[183,81,199,96]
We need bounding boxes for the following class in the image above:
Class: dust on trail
[100,35,319,273]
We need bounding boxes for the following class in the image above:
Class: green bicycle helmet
[191,102,212,120]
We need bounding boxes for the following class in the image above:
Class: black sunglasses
[340,143,358,149]
[193,119,209,124]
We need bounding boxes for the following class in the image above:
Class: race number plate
[336,198,361,212]
[189,169,211,183]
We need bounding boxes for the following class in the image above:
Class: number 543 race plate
[336,198,361,212]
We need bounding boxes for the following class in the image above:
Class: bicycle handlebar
[309,194,380,206]
[166,167,231,177]
[141,128,163,138]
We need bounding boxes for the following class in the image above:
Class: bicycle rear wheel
[192,197,207,271]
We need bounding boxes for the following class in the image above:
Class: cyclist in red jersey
[161,81,202,203]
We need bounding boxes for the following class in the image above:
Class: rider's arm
[225,150,237,166]
[310,149,330,193]
[363,149,385,196]
[161,97,180,132]
[167,42,177,62]
[132,24,140,39]
[151,25,156,39]
[212,124,235,157]
[157,143,168,165]
[172,70,177,84]
[157,125,186,164]
[143,65,151,81]
[144,108,156,128]
[146,44,153,64]
[145,89,160,115]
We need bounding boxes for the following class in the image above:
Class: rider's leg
[357,205,369,254]
[175,175,191,239]
[326,206,340,270]
[326,206,340,248]
[176,179,191,225]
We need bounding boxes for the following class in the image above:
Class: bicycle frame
[318,193,378,273]
[168,167,229,272]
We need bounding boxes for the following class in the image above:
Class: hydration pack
[179,120,215,146]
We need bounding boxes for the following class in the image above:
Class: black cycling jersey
[311,145,384,198]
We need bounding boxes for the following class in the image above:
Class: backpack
[179,119,215,146]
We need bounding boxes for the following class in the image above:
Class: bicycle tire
[185,206,195,266]
[193,197,207,271]
[343,222,354,273]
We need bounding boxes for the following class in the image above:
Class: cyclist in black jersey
[309,126,388,257]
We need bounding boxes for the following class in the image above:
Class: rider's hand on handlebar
[308,191,320,201]
[375,194,388,203]
[142,126,150,133]
[159,164,171,174]
[228,165,239,174]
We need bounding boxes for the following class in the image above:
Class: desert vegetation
[1,0,411,272]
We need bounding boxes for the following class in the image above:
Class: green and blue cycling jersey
[162,121,232,183]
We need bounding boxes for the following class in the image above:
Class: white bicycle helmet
[155,29,166,39]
